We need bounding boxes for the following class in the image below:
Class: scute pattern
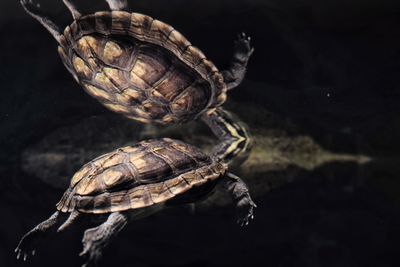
[56,139,226,214]
[58,11,227,125]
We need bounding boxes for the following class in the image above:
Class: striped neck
[202,108,252,164]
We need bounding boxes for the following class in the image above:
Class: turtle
[15,138,256,266]
[20,0,254,163]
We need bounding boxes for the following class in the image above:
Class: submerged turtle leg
[221,173,256,226]
[80,212,128,267]
[62,0,82,20]
[201,107,252,164]
[105,0,129,11]
[20,0,62,43]
[221,32,254,91]
[57,210,81,232]
[15,211,61,261]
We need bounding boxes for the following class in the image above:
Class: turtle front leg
[20,0,62,43]
[201,108,252,164]
[105,0,129,11]
[222,33,254,91]
[62,0,82,20]
[15,211,60,261]
[80,212,128,267]
[221,173,256,226]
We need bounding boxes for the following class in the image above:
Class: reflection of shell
[56,138,225,214]
[59,11,227,125]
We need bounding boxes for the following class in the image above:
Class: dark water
[1,0,400,266]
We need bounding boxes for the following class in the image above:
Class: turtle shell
[56,138,227,214]
[58,11,227,125]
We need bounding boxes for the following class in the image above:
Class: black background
[1,0,400,266]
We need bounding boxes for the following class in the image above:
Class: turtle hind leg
[221,173,256,226]
[105,0,129,11]
[57,210,81,232]
[15,211,61,261]
[80,212,128,267]
[62,0,82,20]
[201,107,252,164]
[20,0,62,43]
[221,32,254,90]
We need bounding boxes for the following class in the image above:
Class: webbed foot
[221,172,257,227]
[15,233,37,262]
[236,198,257,227]
[20,0,62,42]
[234,32,255,62]
[80,212,127,267]
[80,227,104,267]
[15,212,59,261]
[221,33,255,90]
[20,0,41,14]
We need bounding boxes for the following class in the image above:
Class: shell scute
[77,15,96,36]
[94,72,117,91]
[182,46,206,66]
[143,101,168,119]
[73,56,92,79]
[93,194,111,212]
[111,11,131,35]
[110,191,131,212]
[69,21,80,40]
[104,103,131,114]
[167,30,191,54]
[129,70,151,90]
[101,166,129,188]
[154,68,195,101]
[94,11,112,35]
[83,83,111,101]
[121,88,146,103]
[149,19,175,45]
[129,13,154,39]
[170,82,210,115]
[103,41,124,64]
[131,57,169,85]
[103,67,129,89]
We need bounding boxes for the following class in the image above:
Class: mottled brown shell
[56,138,226,214]
[58,11,227,125]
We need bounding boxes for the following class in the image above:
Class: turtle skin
[58,11,227,125]
[56,138,227,214]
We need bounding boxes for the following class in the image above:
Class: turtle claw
[15,247,32,262]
